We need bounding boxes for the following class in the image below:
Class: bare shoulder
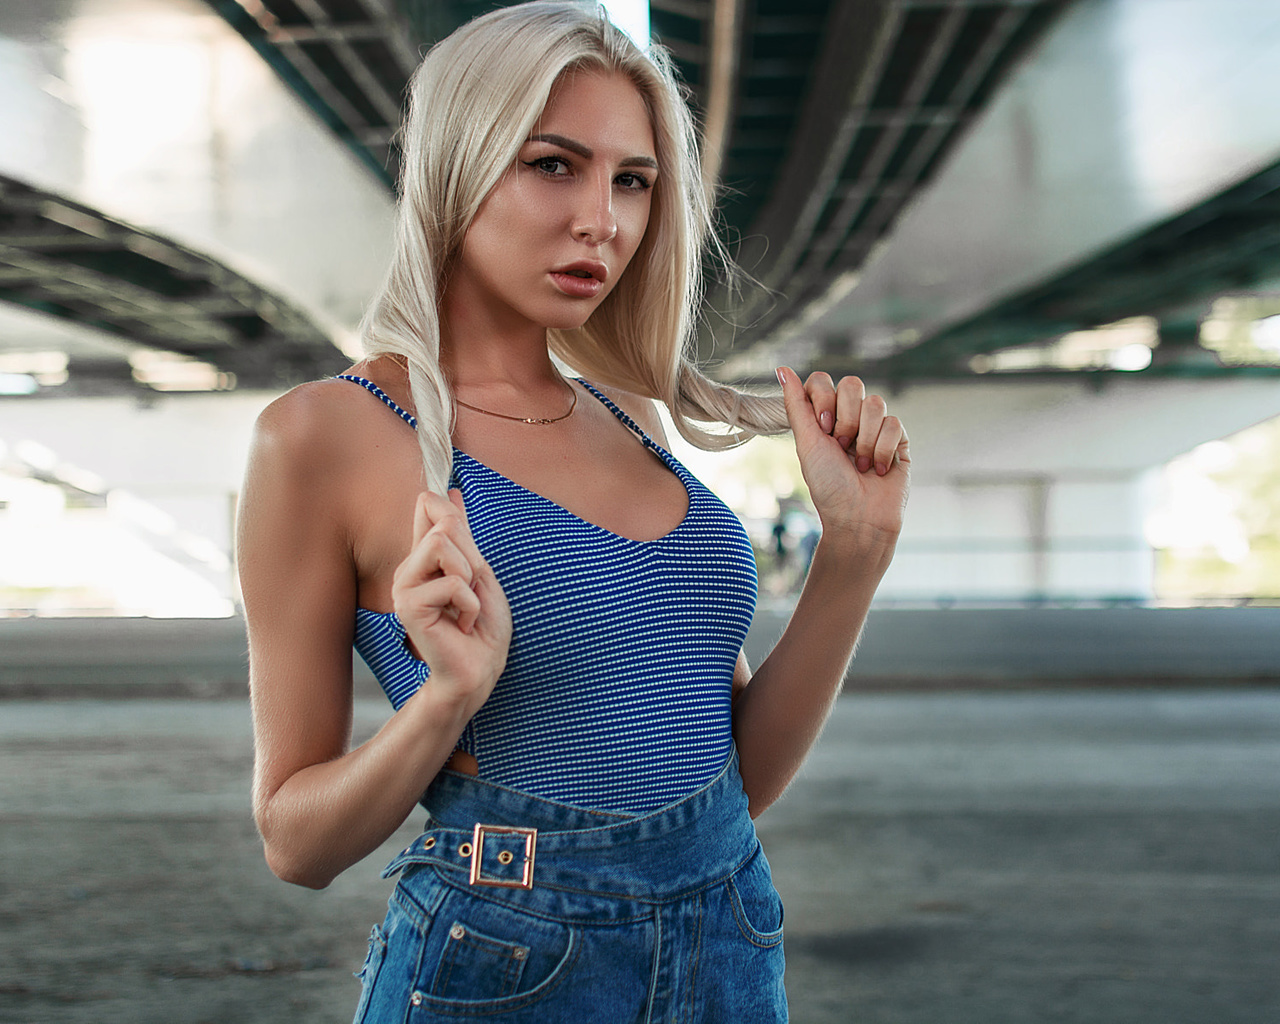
[251,373,399,473]
[591,382,672,446]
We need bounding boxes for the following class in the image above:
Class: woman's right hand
[393,489,512,714]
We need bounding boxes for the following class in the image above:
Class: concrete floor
[0,689,1277,1023]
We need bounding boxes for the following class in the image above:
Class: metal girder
[198,0,1089,381]
[0,175,339,391]
[866,158,1280,381]
[709,0,1070,355]
[205,0,426,187]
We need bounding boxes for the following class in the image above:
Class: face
[446,69,658,336]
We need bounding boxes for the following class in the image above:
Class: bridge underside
[1,0,1279,397]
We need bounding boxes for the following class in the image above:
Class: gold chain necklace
[455,380,578,425]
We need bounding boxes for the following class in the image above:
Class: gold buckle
[468,824,537,890]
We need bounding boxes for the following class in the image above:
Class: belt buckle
[468,823,537,890]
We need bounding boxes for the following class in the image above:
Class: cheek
[618,198,654,261]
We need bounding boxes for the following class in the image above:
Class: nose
[572,175,617,245]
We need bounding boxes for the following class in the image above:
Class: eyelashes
[522,156,654,192]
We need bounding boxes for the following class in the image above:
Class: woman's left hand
[777,365,910,546]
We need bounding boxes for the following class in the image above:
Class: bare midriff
[445,749,480,775]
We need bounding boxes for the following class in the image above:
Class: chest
[352,415,690,611]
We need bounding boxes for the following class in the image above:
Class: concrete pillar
[865,375,1280,603]
[0,391,279,615]
[2,374,1278,613]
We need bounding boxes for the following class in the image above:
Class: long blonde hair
[360,0,786,492]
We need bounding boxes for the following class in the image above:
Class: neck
[441,340,562,391]
[439,275,564,390]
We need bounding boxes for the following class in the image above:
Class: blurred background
[2,0,1279,623]
[1,1,1278,1022]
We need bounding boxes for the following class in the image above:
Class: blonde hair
[360,0,786,492]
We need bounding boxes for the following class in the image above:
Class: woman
[237,2,909,1021]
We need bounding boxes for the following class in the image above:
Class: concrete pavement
[0,689,1277,1023]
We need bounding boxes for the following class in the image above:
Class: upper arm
[237,387,360,819]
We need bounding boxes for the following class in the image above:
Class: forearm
[733,526,896,816]
[255,685,474,889]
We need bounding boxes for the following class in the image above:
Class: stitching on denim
[414,926,582,1016]
[724,872,785,949]
[391,871,447,933]
[685,891,704,1022]
[430,872,655,926]
[433,922,529,1000]
[643,905,662,1024]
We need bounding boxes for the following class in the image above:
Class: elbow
[255,801,336,889]
[263,841,335,890]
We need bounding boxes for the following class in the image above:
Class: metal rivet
[423,837,436,850]
[449,923,466,940]
[410,991,424,1006]
[497,850,514,865]
[458,842,472,858]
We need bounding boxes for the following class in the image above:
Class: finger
[396,575,483,635]
[775,366,825,447]
[872,414,905,476]
[395,528,475,590]
[412,491,431,548]
[414,488,467,543]
[832,376,867,453]
[803,371,837,435]
[894,421,911,468]
[419,489,488,579]
[855,394,887,473]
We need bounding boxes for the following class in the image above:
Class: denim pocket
[431,920,529,999]
[725,848,785,947]
[411,887,578,1014]
[351,923,388,1024]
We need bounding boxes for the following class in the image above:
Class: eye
[524,156,571,177]
[616,171,654,192]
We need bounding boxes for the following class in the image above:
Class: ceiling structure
[671,0,1071,346]
[874,154,1280,384]
[0,173,334,393]
[4,0,1280,397]
[202,0,1078,375]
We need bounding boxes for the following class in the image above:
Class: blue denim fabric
[352,750,787,1023]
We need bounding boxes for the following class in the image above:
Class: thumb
[412,491,431,548]
[776,366,823,446]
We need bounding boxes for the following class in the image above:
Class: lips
[550,260,608,298]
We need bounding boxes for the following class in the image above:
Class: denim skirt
[352,750,787,1023]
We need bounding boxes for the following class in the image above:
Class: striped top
[337,374,757,814]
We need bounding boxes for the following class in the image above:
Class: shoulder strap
[574,379,658,449]
[334,375,417,430]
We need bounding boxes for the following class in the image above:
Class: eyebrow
[528,133,659,171]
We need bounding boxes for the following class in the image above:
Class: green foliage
[1156,415,1280,601]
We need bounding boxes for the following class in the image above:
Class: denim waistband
[382,749,760,913]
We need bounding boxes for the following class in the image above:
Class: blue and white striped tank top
[337,374,757,814]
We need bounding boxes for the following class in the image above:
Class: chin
[542,304,604,333]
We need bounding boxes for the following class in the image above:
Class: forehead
[537,69,655,153]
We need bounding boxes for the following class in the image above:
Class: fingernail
[876,462,888,476]
[837,435,851,451]
[820,411,833,433]
[775,367,786,386]
[856,455,872,473]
